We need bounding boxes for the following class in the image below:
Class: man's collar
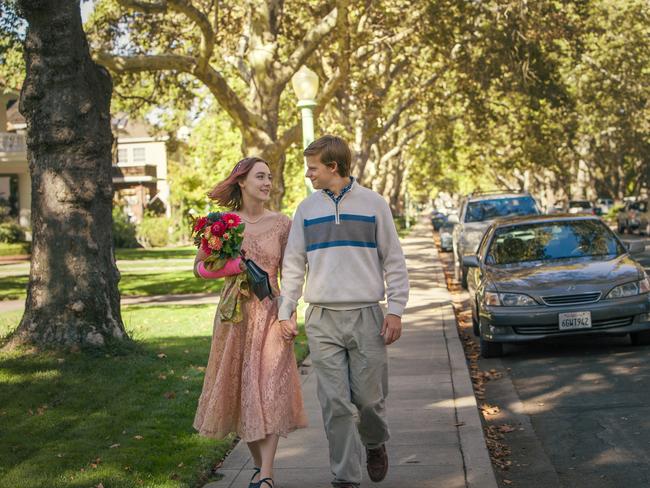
[324,176,355,199]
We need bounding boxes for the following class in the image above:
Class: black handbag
[240,251,274,301]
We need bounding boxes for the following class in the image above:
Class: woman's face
[239,161,272,203]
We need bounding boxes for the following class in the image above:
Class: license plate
[559,311,592,330]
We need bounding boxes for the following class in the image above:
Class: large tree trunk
[9,0,127,349]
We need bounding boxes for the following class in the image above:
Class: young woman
[193,157,307,488]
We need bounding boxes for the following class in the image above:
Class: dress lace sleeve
[280,214,292,279]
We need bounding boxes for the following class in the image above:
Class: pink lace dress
[193,212,308,442]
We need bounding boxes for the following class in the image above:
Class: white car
[596,198,614,215]
[452,192,541,288]
[567,200,595,214]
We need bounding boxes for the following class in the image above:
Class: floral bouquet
[192,211,245,270]
[191,211,249,324]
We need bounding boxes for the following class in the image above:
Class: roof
[3,105,159,140]
[491,214,602,227]
[112,114,157,139]
[468,192,533,203]
[6,101,25,130]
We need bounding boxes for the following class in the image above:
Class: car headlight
[484,292,536,306]
[606,278,650,299]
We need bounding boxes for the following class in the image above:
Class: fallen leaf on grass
[158,374,167,380]
[134,435,144,440]
[109,443,120,449]
[164,391,176,399]
[97,483,105,488]
[157,353,167,359]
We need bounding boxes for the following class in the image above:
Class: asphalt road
[440,232,650,488]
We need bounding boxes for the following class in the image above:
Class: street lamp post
[291,66,319,194]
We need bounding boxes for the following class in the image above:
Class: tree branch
[277,4,340,86]
[116,0,215,71]
[95,51,196,73]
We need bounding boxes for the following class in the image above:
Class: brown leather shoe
[366,444,388,482]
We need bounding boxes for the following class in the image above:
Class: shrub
[137,213,178,248]
[112,206,139,248]
[0,221,26,243]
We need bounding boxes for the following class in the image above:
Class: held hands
[279,313,299,343]
[381,314,402,345]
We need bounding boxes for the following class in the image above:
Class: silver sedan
[463,215,650,358]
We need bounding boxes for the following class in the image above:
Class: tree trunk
[9,0,127,349]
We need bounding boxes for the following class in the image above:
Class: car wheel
[479,335,503,358]
[630,330,650,346]
[461,266,469,289]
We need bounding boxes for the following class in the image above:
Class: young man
[279,135,409,487]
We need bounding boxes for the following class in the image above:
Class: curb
[431,240,499,488]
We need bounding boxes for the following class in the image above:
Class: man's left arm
[376,200,410,344]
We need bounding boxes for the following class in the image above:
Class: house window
[117,148,128,163]
[133,147,146,163]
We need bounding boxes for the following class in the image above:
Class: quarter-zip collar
[322,177,356,224]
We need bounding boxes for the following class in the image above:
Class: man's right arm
[279,206,307,321]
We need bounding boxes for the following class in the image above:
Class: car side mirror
[462,255,480,268]
[626,241,646,254]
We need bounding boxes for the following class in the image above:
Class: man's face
[305,154,337,190]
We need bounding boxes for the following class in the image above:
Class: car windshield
[631,201,648,212]
[569,201,591,208]
[464,197,539,223]
[486,220,624,265]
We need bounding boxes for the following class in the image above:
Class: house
[0,89,171,230]
[0,91,29,228]
[111,114,171,222]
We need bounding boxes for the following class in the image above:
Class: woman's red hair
[207,157,269,210]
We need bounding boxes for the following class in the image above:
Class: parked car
[453,191,541,288]
[463,215,650,358]
[439,222,454,252]
[617,200,648,234]
[567,200,595,214]
[430,210,447,231]
[596,197,614,215]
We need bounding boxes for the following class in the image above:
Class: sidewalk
[205,220,497,488]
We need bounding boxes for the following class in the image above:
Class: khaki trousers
[306,305,389,486]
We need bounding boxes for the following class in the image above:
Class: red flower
[222,213,242,229]
[200,238,211,254]
[210,221,226,237]
[193,216,208,232]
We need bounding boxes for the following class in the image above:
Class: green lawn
[1,270,221,301]
[0,304,309,488]
[115,247,197,261]
[0,242,30,257]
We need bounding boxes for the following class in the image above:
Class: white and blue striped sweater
[279,181,409,320]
